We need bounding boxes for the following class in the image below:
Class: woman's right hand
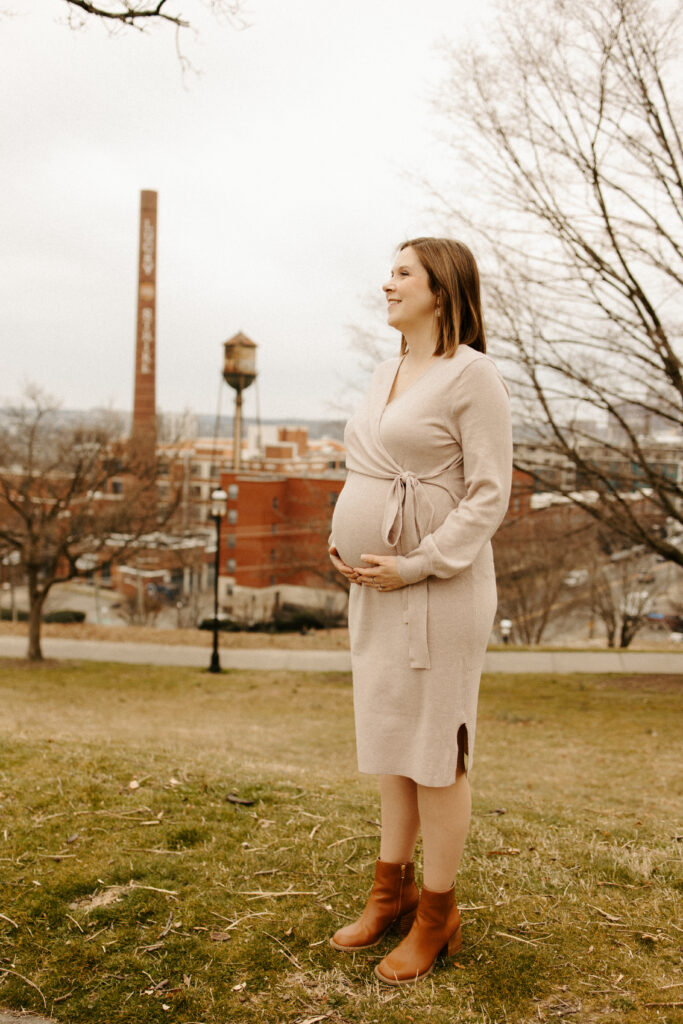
[329,545,360,585]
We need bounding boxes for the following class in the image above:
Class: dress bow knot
[381,471,435,553]
[379,470,436,671]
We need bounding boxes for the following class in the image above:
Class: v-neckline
[384,354,441,410]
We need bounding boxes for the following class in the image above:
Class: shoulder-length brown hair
[397,237,486,357]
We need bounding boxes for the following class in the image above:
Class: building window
[210,463,221,478]
[272,496,279,509]
[227,534,236,549]
[329,491,338,507]
[226,557,236,574]
[191,485,202,498]
[272,523,277,534]
[112,480,123,495]
[190,463,202,477]
[270,549,276,561]
[228,484,239,500]
[270,574,276,585]
[228,509,238,524]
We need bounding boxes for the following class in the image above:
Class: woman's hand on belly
[355,554,407,592]
[329,545,362,585]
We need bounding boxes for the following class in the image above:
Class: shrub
[42,609,87,624]
[0,608,28,622]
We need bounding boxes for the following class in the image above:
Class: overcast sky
[2,0,492,423]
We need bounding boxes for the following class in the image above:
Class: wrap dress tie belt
[352,465,460,671]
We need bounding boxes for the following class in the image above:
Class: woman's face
[383,246,436,333]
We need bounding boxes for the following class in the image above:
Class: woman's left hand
[355,554,407,592]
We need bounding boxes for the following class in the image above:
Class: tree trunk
[620,615,641,649]
[27,571,47,661]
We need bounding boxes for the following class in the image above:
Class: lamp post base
[209,646,221,674]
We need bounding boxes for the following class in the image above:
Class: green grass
[0,661,681,1023]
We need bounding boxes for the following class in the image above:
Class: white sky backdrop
[1,0,491,422]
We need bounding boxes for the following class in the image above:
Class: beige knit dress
[330,344,512,787]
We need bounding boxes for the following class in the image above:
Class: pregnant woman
[328,237,512,985]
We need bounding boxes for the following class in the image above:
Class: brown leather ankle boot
[374,883,462,984]
[329,859,419,951]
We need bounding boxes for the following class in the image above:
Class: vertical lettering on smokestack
[131,189,158,467]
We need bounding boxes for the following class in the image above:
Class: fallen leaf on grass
[640,932,664,942]
[129,780,140,790]
[486,848,521,857]
[70,884,132,911]
[232,982,247,991]
[225,793,255,805]
[210,931,232,942]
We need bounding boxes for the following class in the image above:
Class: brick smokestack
[131,190,157,467]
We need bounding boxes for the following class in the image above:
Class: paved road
[1,635,682,674]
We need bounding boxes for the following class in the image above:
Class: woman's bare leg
[417,767,471,891]
[379,774,420,863]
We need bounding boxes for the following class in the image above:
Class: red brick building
[218,470,346,589]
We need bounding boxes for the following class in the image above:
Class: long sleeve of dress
[395,358,512,585]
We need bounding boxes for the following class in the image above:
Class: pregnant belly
[331,472,396,567]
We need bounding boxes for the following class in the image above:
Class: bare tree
[493,507,593,644]
[493,534,568,645]
[581,529,660,647]
[431,0,683,563]
[0,388,178,660]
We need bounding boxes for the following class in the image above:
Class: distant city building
[513,442,577,493]
[607,397,682,445]
[575,439,683,495]
[157,425,346,527]
[216,468,346,594]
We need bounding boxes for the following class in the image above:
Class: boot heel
[397,908,417,935]
[447,924,463,956]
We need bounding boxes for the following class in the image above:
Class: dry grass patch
[0,661,681,1024]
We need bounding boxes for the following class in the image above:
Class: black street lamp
[209,488,227,673]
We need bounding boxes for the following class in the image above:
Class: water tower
[223,332,257,471]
